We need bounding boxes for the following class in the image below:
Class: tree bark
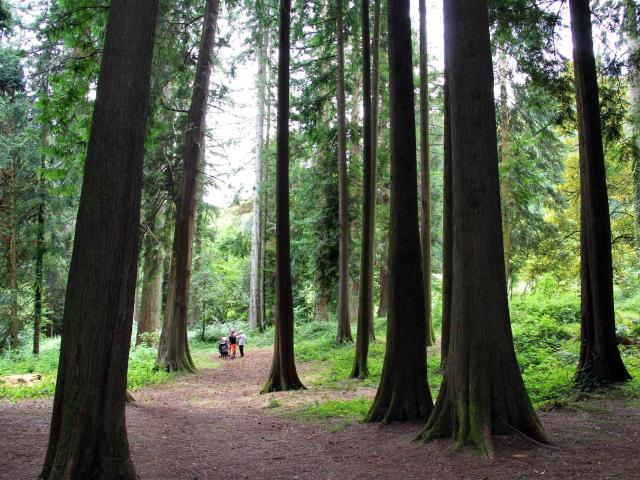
[569,0,631,386]
[498,52,512,282]
[137,211,164,346]
[9,161,18,349]
[418,0,434,346]
[38,1,158,477]
[33,158,45,354]
[364,0,432,420]
[157,0,219,372]
[418,0,547,456]
[261,0,304,392]
[372,0,384,330]
[352,0,375,377]
[250,25,268,331]
[336,0,352,344]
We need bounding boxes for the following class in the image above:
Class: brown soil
[1,348,639,479]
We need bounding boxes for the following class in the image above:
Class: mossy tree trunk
[351,0,375,376]
[262,0,305,393]
[38,1,158,477]
[418,0,547,457]
[569,0,631,387]
[364,0,432,421]
[157,0,219,372]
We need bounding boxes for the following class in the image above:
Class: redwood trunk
[352,0,375,376]
[157,0,219,372]
[498,53,512,281]
[262,0,304,392]
[39,1,158,477]
[336,0,351,344]
[419,0,546,456]
[418,0,434,347]
[569,0,631,386]
[365,0,432,421]
[137,212,163,346]
[249,25,268,331]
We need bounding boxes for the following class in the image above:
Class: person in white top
[237,331,248,357]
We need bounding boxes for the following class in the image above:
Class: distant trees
[418,0,546,456]
[569,0,631,387]
[39,0,159,477]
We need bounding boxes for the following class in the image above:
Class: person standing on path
[228,330,238,359]
[237,330,247,357]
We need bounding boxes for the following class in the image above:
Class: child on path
[218,336,229,359]
[237,331,247,357]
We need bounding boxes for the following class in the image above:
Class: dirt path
[1,348,640,479]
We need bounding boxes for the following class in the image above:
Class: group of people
[218,330,247,359]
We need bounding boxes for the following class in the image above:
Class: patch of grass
[298,397,371,421]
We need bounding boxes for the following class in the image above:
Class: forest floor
[1,347,639,480]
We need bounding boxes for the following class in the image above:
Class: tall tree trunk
[189,186,205,327]
[250,25,268,331]
[372,0,384,329]
[137,211,164,346]
[261,0,304,393]
[38,1,158,477]
[498,52,512,282]
[157,0,219,372]
[336,0,352,344]
[352,0,374,377]
[569,0,631,386]
[626,1,640,260]
[9,161,18,349]
[418,0,434,346]
[33,157,45,355]
[365,0,432,420]
[418,0,546,457]
[440,63,452,368]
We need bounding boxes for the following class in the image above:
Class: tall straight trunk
[261,0,304,393]
[157,0,219,372]
[38,1,158,477]
[419,0,546,457]
[137,211,164,346]
[440,64,452,368]
[250,26,268,331]
[33,159,45,355]
[9,161,18,349]
[569,0,631,386]
[189,186,205,327]
[626,1,640,260]
[418,0,434,346]
[498,52,512,281]
[365,0,432,421]
[372,0,384,327]
[352,0,374,377]
[336,0,352,344]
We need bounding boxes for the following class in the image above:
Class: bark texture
[157,0,219,372]
[365,0,432,421]
[262,0,305,393]
[352,0,375,376]
[38,0,158,477]
[440,62,452,368]
[418,0,546,456]
[569,0,631,386]
[336,0,351,343]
